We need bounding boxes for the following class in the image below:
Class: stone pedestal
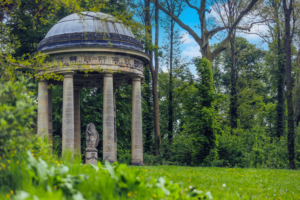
[85,148,98,165]
[62,72,75,157]
[103,73,115,162]
[131,77,143,165]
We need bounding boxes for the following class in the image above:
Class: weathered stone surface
[36,12,151,166]
[85,149,98,165]
[131,77,143,165]
[86,123,99,149]
[74,88,81,157]
[103,74,116,162]
[113,86,117,162]
[38,81,49,140]
[62,73,75,157]
[48,88,53,153]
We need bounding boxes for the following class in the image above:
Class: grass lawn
[129,166,300,199]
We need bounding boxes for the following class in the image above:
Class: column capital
[38,80,48,83]
[132,76,142,81]
[104,73,113,77]
[61,71,75,78]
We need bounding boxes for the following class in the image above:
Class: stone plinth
[85,148,98,165]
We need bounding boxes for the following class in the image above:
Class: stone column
[131,77,143,165]
[74,87,81,158]
[48,87,53,153]
[62,72,75,157]
[37,81,49,140]
[103,74,115,162]
[113,86,117,161]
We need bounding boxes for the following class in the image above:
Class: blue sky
[152,5,269,75]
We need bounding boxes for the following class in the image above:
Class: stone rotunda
[37,12,150,165]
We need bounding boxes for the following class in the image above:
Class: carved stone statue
[86,123,99,149]
[85,123,99,165]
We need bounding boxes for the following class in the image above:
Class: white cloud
[180,31,202,58]
[180,31,197,45]
[238,23,269,41]
[182,45,201,57]
[207,8,222,20]
[162,65,169,73]
[207,2,270,43]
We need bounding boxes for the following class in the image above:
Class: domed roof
[37,12,143,52]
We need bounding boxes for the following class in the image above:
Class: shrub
[0,79,37,156]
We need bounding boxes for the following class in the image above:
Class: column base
[103,159,116,164]
[131,162,144,166]
[85,148,98,165]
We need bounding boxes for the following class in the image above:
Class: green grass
[129,166,300,199]
[2,145,300,200]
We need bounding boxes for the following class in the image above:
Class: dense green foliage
[2,0,300,198]
[153,38,300,168]
[0,78,37,156]
[142,65,154,154]
[0,80,212,200]
[184,58,217,165]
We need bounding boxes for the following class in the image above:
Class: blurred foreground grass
[129,165,300,199]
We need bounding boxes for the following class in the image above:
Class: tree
[249,0,287,138]
[184,58,218,165]
[294,41,300,127]
[132,0,155,154]
[212,0,266,131]
[153,0,161,159]
[142,65,153,153]
[212,37,267,130]
[160,0,185,141]
[150,0,260,63]
[143,0,161,159]
[283,0,297,170]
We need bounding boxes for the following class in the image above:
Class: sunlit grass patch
[129,166,300,199]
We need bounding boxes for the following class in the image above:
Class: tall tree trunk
[143,65,153,153]
[151,0,161,160]
[229,35,238,132]
[294,50,300,127]
[168,19,174,141]
[152,74,160,159]
[276,29,285,138]
[283,0,296,170]
[144,0,157,155]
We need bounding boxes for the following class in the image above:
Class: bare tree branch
[150,0,203,46]
[184,0,199,12]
